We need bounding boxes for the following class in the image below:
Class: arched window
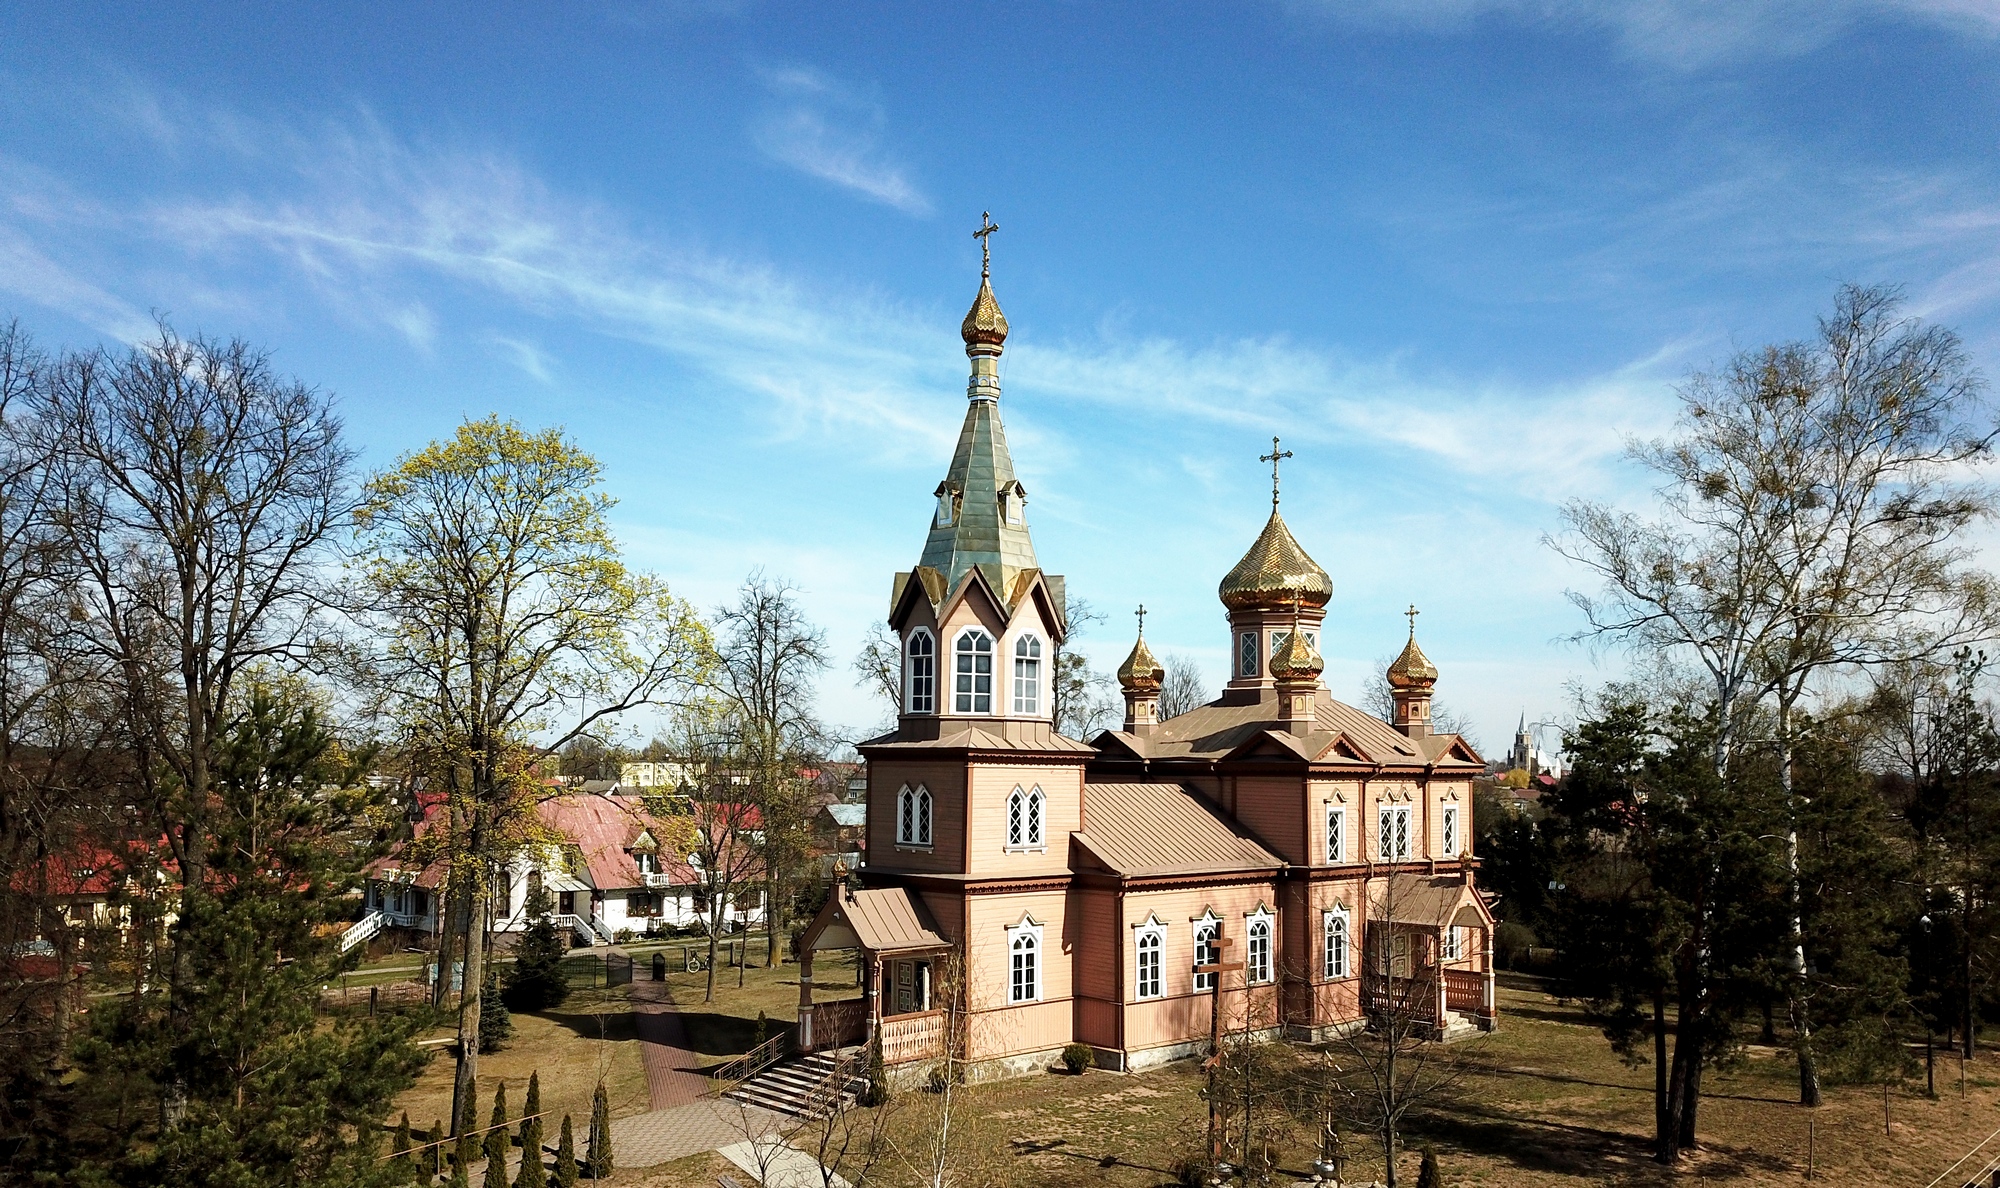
[1192,914,1221,992]
[1247,910,1273,984]
[897,784,933,847]
[907,630,936,714]
[1012,635,1042,715]
[954,630,994,713]
[1135,923,1165,999]
[1007,785,1046,850]
[1008,919,1041,1003]
[1323,909,1349,979]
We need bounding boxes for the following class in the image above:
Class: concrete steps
[722,1050,866,1120]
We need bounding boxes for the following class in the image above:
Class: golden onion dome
[1218,509,1332,612]
[961,276,1009,352]
[1117,632,1164,692]
[1269,625,1324,682]
[1386,629,1439,689]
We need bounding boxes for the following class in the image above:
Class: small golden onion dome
[1218,509,1332,612]
[1117,633,1164,692]
[961,277,1009,351]
[1269,626,1324,682]
[1386,630,1439,689]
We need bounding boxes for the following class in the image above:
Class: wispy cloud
[487,332,557,382]
[750,66,931,215]
[1316,0,2000,67]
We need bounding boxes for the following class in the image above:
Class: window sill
[1002,845,1048,854]
[893,843,934,853]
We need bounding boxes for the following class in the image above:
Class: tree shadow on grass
[538,1004,639,1045]
[1412,1101,1795,1184]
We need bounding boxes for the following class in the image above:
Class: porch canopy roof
[541,871,592,894]
[1370,873,1491,931]
[802,886,950,956]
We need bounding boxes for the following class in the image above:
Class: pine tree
[428,1119,446,1180]
[392,1113,417,1184]
[1416,1146,1442,1188]
[516,1072,546,1188]
[585,1083,612,1180]
[449,1157,470,1188]
[505,891,572,1011]
[486,1082,511,1166]
[555,1116,578,1188]
[456,1094,482,1173]
[481,968,514,1053]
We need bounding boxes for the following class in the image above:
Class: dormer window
[998,480,1027,526]
[954,630,994,713]
[934,483,958,528]
[1012,635,1042,715]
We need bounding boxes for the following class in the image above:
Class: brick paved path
[629,977,718,1110]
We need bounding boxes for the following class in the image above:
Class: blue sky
[4,1,2000,752]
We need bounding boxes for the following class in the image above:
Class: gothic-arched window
[954,630,994,713]
[907,629,936,714]
[1012,635,1042,715]
[1007,785,1046,849]
[1323,908,1349,979]
[1247,910,1273,984]
[1008,919,1041,1003]
[1135,923,1164,999]
[1192,914,1221,992]
[897,784,933,847]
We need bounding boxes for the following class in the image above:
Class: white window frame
[1325,803,1346,864]
[1012,634,1042,715]
[1134,917,1166,1000]
[954,629,994,714]
[1005,785,1047,851]
[1378,805,1413,862]
[1246,909,1274,985]
[1442,925,1464,962]
[1441,803,1460,857]
[897,784,933,848]
[1007,917,1043,1003]
[1192,913,1221,992]
[1323,908,1350,979]
[906,628,936,715]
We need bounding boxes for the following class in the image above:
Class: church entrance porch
[1360,873,1496,1038]
[796,886,954,1064]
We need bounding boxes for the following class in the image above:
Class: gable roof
[804,886,951,954]
[1106,688,1481,769]
[1073,782,1283,879]
[538,794,696,891]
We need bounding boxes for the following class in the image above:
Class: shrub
[391,1113,416,1184]
[455,1096,481,1173]
[480,972,513,1053]
[516,1072,546,1188]
[754,1010,768,1047]
[1417,1145,1443,1188]
[926,1065,949,1094]
[505,891,573,1011]
[484,1083,510,1166]
[555,1116,578,1188]
[586,1083,612,1180]
[1060,1043,1095,1075]
[865,1041,890,1106]
[426,1119,446,1180]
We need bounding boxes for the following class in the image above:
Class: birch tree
[352,416,710,1131]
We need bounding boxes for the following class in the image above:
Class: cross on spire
[974,211,999,279]
[1406,604,1420,635]
[1135,603,1147,637]
[1260,436,1293,508]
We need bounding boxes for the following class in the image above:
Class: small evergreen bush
[585,1083,612,1180]
[484,1083,510,1166]
[1417,1145,1443,1188]
[555,1115,578,1188]
[516,1072,546,1188]
[1060,1043,1094,1075]
[505,891,572,1011]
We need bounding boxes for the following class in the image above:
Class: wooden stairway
[722,1049,867,1120]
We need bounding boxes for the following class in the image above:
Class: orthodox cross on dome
[1406,604,1420,634]
[1260,436,1293,508]
[1135,603,1147,637]
[974,211,1000,279]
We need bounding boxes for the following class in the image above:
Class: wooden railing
[811,998,867,1051]
[880,1010,946,1065]
[1443,968,1486,1014]
[1361,973,1439,1023]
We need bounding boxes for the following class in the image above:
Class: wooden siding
[867,760,967,874]
[965,763,1084,879]
[1231,775,1307,865]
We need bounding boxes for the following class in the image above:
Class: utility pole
[1194,930,1244,1170]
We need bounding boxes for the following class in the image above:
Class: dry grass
[639,937,862,1070]
[388,962,650,1135]
[767,973,2000,1188]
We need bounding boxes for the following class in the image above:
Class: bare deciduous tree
[854,621,902,729]
[1159,653,1211,721]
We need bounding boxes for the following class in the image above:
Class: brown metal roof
[1370,873,1490,929]
[817,887,950,954]
[1073,782,1283,878]
[1108,688,1481,768]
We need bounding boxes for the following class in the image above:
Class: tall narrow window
[1008,922,1041,1003]
[1326,804,1345,863]
[955,630,993,713]
[907,630,935,714]
[1324,910,1349,979]
[1378,805,1412,861]
[898,785,932,847]
[1027,787,1045,846]
[916,787,932,845]
[1007,787,1026,847]
[1441,804,1460,857]
[1192,917,1220,992]
[1442,926,1463,961]
[1012,635,1042,714]
[1238,632,1259,678]
[1247,913,1273,984]
[1135,927,1164,999]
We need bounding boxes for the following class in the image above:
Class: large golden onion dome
[1117,632,1164,692]
[1269,624,1324,682]
[1386,628,1439,689]
[1218,509,1333,612]
[961,277,1009,352]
